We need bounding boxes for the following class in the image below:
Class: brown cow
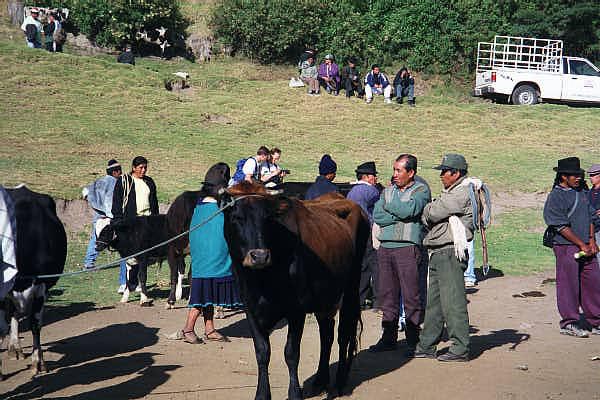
[220,182,369,399]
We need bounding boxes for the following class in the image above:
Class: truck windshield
[568,60,600,77]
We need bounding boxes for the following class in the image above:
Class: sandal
[167,330,204,344]
[183,330,204,344]
[204,329,230,343]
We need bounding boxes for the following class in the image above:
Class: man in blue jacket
[305,154,339,200]
[364,65,392,104]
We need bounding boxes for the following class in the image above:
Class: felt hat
[319,154,337,175]
[587,163,600,176]
[30,7,40,13]
[324,54,334,60]
[433,153,468,171]
[355,161,377,175]
[553,157,584,175]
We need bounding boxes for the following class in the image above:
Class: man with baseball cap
[414,153,474,361]
[544,157,600,337]
[82,159,128,292]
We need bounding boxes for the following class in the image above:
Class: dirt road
[2,273,599,400]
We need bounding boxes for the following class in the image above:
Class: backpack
[231,157,258,184]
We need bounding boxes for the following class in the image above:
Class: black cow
[96,215,168,306]
[164,190,200,308]
[220,182,369,400]
[1,186,67,378]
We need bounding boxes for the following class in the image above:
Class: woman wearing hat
[318,54,341,95]
[21,8,42,48]
[175,163,242,344]
[543,157,600,337]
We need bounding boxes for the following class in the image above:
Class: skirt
[188,275,243,308]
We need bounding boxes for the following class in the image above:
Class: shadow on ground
[3,322,179,400]
[300,328,530,398]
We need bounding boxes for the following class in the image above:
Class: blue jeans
[84,213,127,285]
[395,84,414,101]
[464,239,476,283]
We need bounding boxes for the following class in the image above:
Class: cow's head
[220,182,291,270]
[96,223,120,252]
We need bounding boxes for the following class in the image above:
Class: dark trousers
[359,237,378,305]
[319,77,339,93]
[344,78,364,97]
[553,244,600,328]
[377,245,423,325]
[418,247,470,356]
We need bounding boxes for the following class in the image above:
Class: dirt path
[2,273,599,400]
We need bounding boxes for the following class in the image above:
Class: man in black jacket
[341,57,364,99]
[117,45,136,66]
[112,156,159,221]
[393,66,415,106]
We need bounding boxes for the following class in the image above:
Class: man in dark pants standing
[369,154,430,353]
[346,161,381,309]
[415,154,473,362]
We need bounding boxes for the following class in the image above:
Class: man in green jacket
[369,154,431,353]
[415,153,474,362]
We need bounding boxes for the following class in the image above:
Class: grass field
[1,18,594,307]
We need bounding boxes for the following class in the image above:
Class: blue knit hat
[319,154,337,175]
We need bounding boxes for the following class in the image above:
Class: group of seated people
[298,50,415,106]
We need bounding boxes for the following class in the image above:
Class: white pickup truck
[473,35,600,105]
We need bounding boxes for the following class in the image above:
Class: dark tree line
[210,0,600,72]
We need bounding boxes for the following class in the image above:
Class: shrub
[28,0,189,48]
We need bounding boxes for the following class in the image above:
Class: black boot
[404,320,421,357]
[368,320,398,352]
[408,99,415,107]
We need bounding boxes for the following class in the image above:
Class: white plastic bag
[289,77,305,88]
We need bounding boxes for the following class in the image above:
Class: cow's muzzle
[242,249,271,269]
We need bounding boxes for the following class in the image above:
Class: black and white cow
[96,215,169,306]
[1,185,67,379]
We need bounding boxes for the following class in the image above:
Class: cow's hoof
[165,303,174,310]
[304,378,328,397]
[140,299,154,307]
[8,347,24,360]
[30,363,47,376]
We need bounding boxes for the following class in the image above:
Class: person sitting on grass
[364,65,392,104]
[117,44,135,66]
[318,54,341,96]
[342,57,364,99]
[174,163,242,344]
[300,55,319,96]
[393,66,415,106]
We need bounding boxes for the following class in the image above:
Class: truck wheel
[512,85,539,105]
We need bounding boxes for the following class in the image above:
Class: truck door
[563,58,600,102]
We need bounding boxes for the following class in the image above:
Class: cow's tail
[336,217,368,392]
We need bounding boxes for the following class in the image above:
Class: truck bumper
[473,86,495,97]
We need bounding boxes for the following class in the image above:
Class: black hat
[355,161,377,175]
[553,157,585,175]
[348,56,357,64]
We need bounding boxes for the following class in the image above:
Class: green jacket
[373,180,431,248]
[422,176,474,251]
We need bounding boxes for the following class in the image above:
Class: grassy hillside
[3,18,599,295]
[2,38,599,202]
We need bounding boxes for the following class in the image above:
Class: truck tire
[512,85,539,105]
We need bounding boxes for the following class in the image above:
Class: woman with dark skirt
[179,162,242,344]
